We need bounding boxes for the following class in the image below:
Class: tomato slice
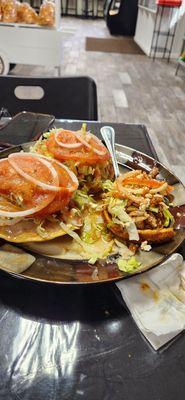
[55,129,82,148]
[122,178,164,188]
[34,159,78,217]
[49,158,78,191]
[0,159,55,215]
[117,177,173,193]
[34,189,71,217]
[45,131,110,165]
[0,155,78,218]
[121,177,173,189]
[8,153,59,191]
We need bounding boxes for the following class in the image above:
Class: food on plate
[0,129,177,278]
[102,168,175,244]
[24,192,137,270]
[0,152,80,242]
[31,124,114,193]
[0,243,35,273]
[25,165,175,274]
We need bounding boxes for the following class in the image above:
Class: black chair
[104,0,138,36]
[0,76,98,120]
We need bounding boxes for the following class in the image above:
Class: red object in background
[156,0,182,7]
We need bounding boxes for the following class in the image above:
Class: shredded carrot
[121,177,172,189]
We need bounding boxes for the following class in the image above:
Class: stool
[96,0,105,17]
[64,0,78,16]
[150,1,182,62]
[82,0,96,18]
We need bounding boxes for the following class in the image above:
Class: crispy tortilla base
[103,209,175,243]
[0,219,76,243]
[0,244,35,273]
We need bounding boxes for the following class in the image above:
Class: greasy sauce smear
[140,281,159,302]
[75,263,120,282]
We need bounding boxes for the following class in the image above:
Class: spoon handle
[100,126,120,178]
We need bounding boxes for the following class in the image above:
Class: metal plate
[0,142,184,285]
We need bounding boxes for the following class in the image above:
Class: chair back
[104,0,138,36]
[0,76,98,120]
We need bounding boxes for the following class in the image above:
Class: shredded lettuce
[39,143,53,158]
[36,222,49,238]
[43,131,52,139]
[60,221,85,248]
[81,123,87,133]
[60,221,114,263]
[73,190,95,210]
[114,239,134,259]
[81,212,106,244]
[117,256,141,273]
[30,141,53,158]
[163,207,174,227]
[149,207,159,213]
[78,165,95,176]
[108,198,139,241]
[87,240,114,264]
[88,255,99,264]
[102,180,114,191]
[88,240,114,264]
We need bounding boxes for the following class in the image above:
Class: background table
[0,120,184,400]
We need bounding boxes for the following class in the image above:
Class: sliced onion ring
[8,153,60,192]
[54,129,92,150]
[0,156,55,217]
[87,133,107,156]
[54,129,107,157]
[29,153,79,192]
[73,131,92,149]
[55,130,82,149]
[0,204,50,218]
[76,130,107,156]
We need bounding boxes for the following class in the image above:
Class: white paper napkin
[116,253,185,350]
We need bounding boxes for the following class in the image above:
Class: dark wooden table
[0,119,184,400]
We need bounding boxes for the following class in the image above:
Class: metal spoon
[100,126,120,178]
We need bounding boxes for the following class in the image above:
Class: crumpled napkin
[116,253,185,350]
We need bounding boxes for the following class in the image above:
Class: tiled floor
[12,17,185,183]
